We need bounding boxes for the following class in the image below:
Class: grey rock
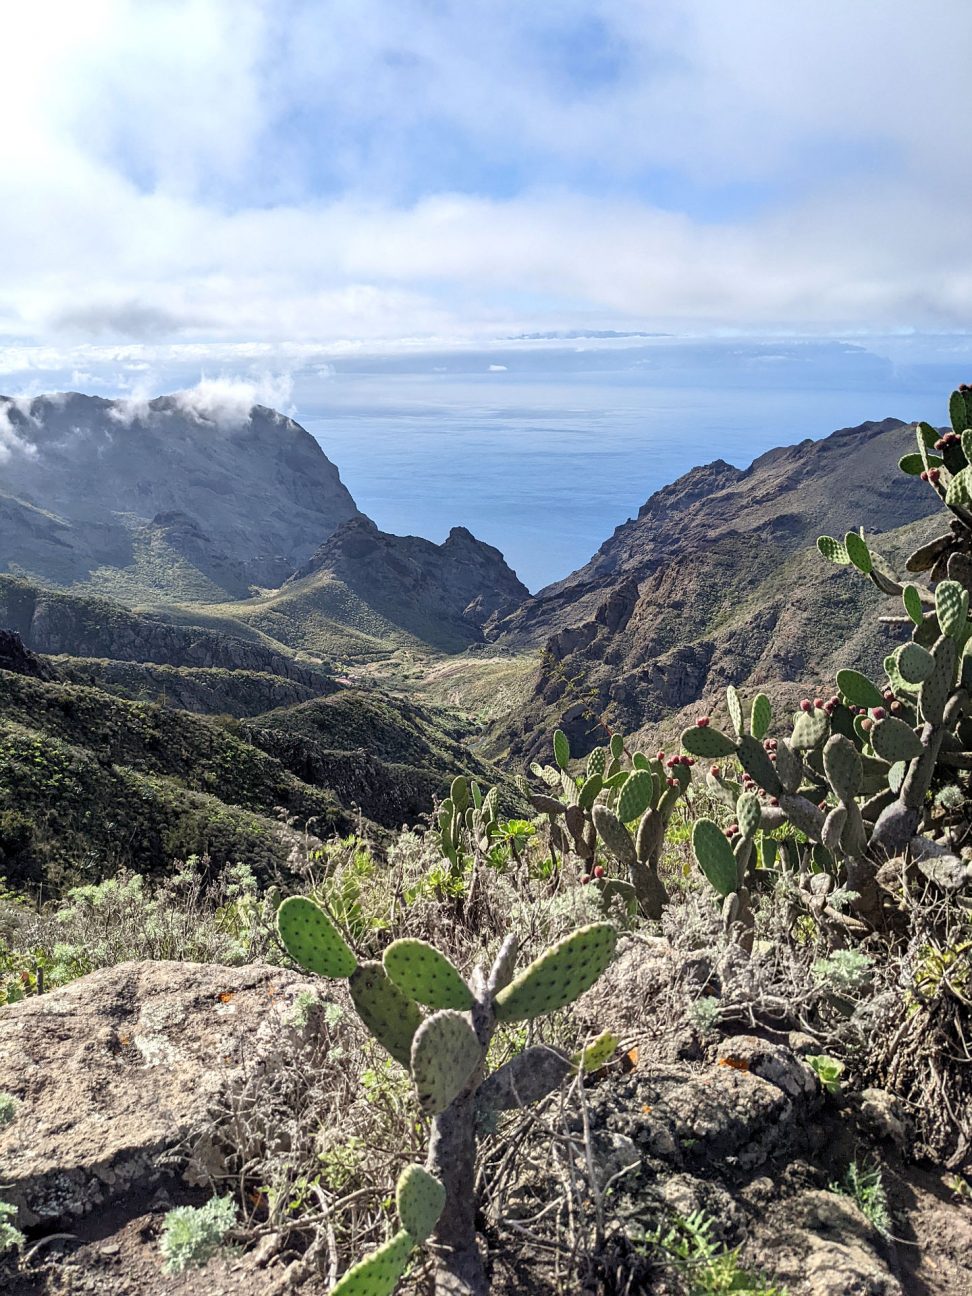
[0,960,321,1226]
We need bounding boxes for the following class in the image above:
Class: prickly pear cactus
[383,940,474,1011]
[494,923,617,1022]
[330,1229,414,1296]
[276,896,357,978]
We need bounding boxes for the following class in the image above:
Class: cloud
[0,398,39,462]
[0,1,969,352]
[168,373,296,428]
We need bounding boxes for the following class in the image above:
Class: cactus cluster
[518,727,690,918]
[276,897,617,1295]
[436,775,500,872]
[681,387,972,933]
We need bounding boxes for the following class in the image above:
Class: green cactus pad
[870,717,923,763]
[950,388,972,435]
[902,584,925,626]
[577,773,603,810]
[750,693,772,741]
[821,805,847,854]
[737,734,783,795]
[574,1030,619,1073]
[593,877,638,916]
[618,770,654,823]
[899,451,940,476]
[395,1166,445,1245]
[494,923,617,1023]
[822,734,862,802]
[791,707,829,752]
[844,531,872,574]
[817,535,851,564]
[946,466,972,508]
[920,636,957,725]
[349,962,424,1068]
[276,896,357,979]
[841,798,868,856]
[681,724,737,758]
[330,1230,413,1296]
[450,776,470,812]
[888,760,907,794]
[897,641,935,684]
[778,793,824,841]
[835,669,885,709]
[610,733,624,760]
[774,738,802,794]
[591,805,637,867]
[936,580,968,640]
[553,729,571,771]
[587,747,606,777]
[692,819,738,898]
[726,685,744,738]
[736,791,762,840]
[382,940,473,1012]
[410,1009,482,1113]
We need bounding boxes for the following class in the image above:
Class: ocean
[298,338,968,591]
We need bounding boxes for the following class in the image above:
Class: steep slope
[175,517,530,659]
[493,418,943,758]
[0,393,362,598]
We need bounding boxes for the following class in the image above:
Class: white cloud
[0,0,969,354]
[0,398,39,462]
[169,373,296,428]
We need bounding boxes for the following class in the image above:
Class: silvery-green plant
[276,897,617,1296]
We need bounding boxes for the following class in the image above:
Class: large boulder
[0,960,318,1226]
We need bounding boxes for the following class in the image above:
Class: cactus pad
[737,734,782,795]
[610,733,624,760]
[395,1165,445,1245]
[382,940,473,1011]
[553,729,571,771]
[920,636,957,725]
[844,531,872,574]
[870,717,923,763]
[936,580,968,640]
[778,793,825,841]
[592,805,637,867]
[494,923,617,1022]
[897,641,935,685]
[349,962,424,1068]
[774,738,802,794]
[817,535,851,564]
[410,1009,482,1113]
[821,805,847,853]
[276,896,357,979]
[618,770,653,823]
[587,747,606,777]
[726,685,744,738]
[681,724,737,758]
[330,1229,413,1296]
[902,584,925,625]
[692,819,739,898]
[574,1030,619,1073]
[790,707,829,752]
[736,791,762,840]
[822,734,862,802]
[836,669,885,709]
[750,693,772,741]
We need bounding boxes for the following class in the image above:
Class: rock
[575,938,715,1042]
[752,1189,902,1295]
[0,960,321,1226]
[715,1035,819,1101]
[0,628,51,679]
[852,1088,912,1153]
[662,1065,799,1170]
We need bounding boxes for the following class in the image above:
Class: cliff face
[0,393,363,598]
[493,418,944,758]
[281,516,530,651]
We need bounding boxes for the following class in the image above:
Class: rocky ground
[0,945,968,1295]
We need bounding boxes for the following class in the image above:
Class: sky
[0,0,971,398]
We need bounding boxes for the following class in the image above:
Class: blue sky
[0,0,970,395]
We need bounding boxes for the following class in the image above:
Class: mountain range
[0,390,945,889]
